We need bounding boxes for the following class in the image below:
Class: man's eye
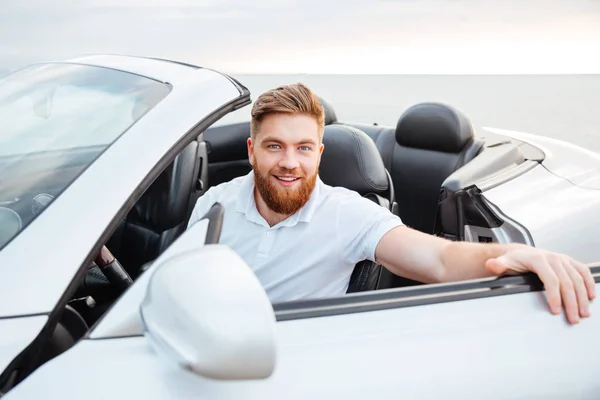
[299,146,310,151]
[268,144,280,149]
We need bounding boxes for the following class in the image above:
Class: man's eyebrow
[260,136,283,144]
[261,136,317,145]
[297,139,318,145]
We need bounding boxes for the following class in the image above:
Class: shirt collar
[235,171,265,226]
[234,171,324,228]
[296,177,322,223]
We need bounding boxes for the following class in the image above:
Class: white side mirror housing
[140,244,276,380]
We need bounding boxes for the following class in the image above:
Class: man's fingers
[552,260,580,324]
[533,256,562,315]
[563,259,591,319]
[502,249,594,323]
[570,258,596,300]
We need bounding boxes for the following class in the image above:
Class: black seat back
[318,124,397,293]
[107,141,201,278]
[376,102,483,234]
[319,125,396,210]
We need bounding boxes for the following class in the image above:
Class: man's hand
[485,248,596,324]
[376,226,597,324]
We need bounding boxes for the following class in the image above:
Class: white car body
[0,55,599,399]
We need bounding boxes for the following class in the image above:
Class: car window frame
[271,264,600,322]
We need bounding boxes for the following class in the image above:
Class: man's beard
[252,162,317,216]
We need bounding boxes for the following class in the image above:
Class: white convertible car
[0,55,599,399]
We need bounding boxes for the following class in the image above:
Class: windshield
[0,62,171,249]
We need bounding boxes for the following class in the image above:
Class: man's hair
[250,83,325,140]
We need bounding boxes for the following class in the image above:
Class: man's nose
[279,148,299,170]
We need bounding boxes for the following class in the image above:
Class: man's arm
[375,225,596,324]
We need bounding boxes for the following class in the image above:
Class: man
[188,82,595,324]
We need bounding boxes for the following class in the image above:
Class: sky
[1,0,600,74]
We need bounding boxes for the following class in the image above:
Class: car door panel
[7,284,600,399]
[269,288,600,399]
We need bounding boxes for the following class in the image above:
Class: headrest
[129,142,198,231]
[319,125,389,196]
[396,102,474,153]
[319,97,338,125]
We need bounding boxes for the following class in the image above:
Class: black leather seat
[319,96,338,125]
[106,141,201,279]
[318,124,398,293]
[375,102,484,235]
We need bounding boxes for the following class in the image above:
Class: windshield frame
[0,62,173,251]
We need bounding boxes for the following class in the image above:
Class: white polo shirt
[186,171,404,303]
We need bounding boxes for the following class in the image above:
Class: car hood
[483,127,600,190]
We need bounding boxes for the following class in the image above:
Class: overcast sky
[1,0,600,74]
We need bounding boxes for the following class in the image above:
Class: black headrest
[319,97,337,125]
[129,141,198,231]
[319,125,388,196]
[396,102,474,153]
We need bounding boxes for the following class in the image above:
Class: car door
[6,230,599,400]
[268,272,600,399]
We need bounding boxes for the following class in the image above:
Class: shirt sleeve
[336,190,404,265]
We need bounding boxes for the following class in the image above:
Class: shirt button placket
[257,229,276,257]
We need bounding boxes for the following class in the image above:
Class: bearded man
[187,83,595,325]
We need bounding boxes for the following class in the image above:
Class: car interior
[200,99,486,289]
[78,98,489,310]
[54,98,485,332]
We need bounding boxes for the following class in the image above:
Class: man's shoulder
[187,173,250,227]
[318,180,372,207]
[317,179,397,219]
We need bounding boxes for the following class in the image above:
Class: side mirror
[140,244,276,380]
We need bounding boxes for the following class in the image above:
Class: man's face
[248,113,324,215]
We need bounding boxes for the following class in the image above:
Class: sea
[222,74,600,153]
[2,68,599,152]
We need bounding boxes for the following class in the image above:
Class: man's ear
[316,142,325,166]
[247,137,254,164]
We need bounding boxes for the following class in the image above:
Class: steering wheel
[94,245,133,291]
